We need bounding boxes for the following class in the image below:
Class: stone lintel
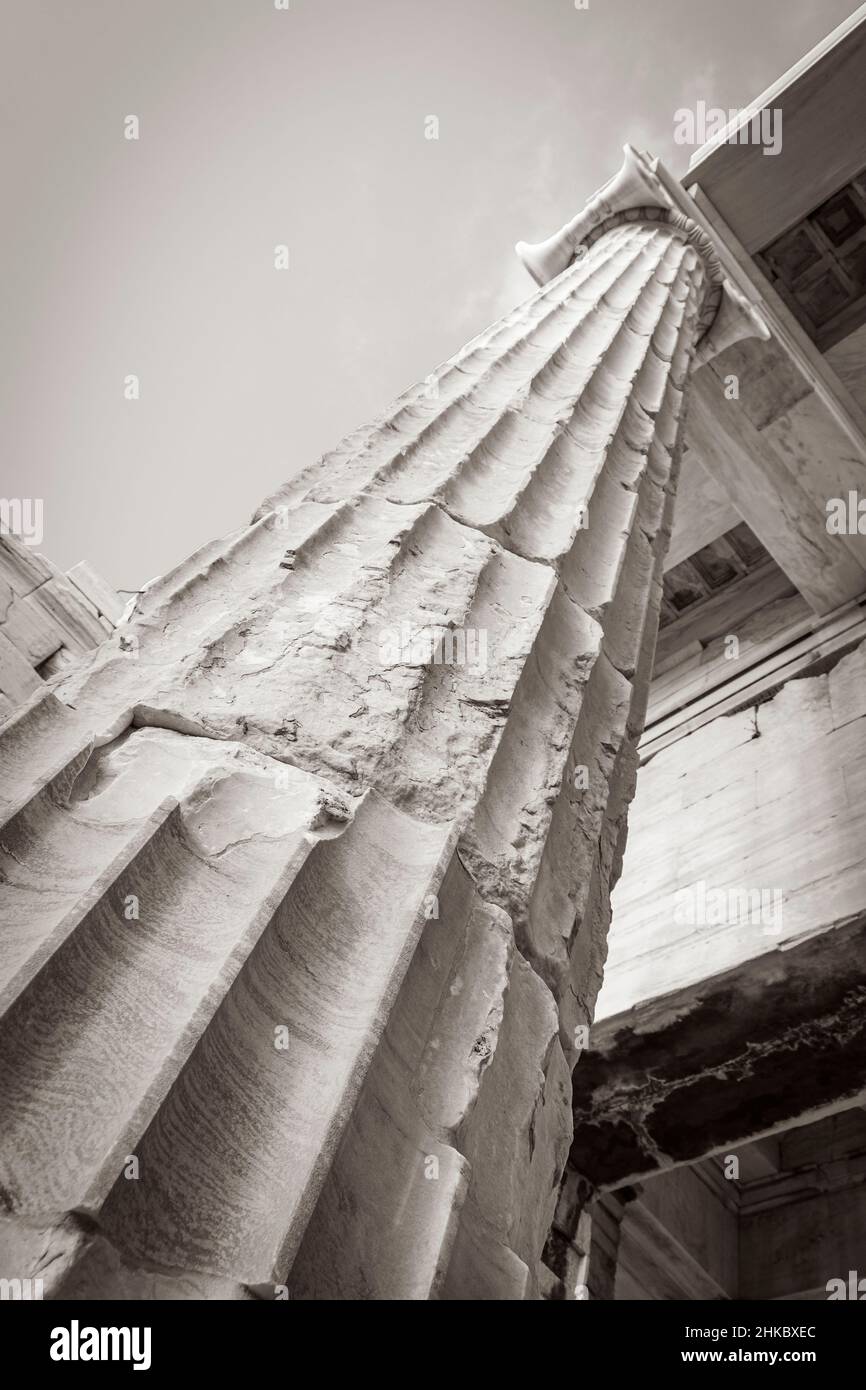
[570,916,866,1189]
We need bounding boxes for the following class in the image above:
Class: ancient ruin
[2,11,865,1303]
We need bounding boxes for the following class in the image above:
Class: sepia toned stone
[0,144,764,1299]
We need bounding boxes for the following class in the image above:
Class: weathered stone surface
[0,534,121,708]
[0,150,750,1298]
[0,1215,253,1301]
[603,639,866,1019]
[561,640,866,1195]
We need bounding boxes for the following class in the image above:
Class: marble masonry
[2,11,866,1303]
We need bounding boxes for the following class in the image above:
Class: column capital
[516,145,769,359]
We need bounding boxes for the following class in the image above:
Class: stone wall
[601,636,866,1020]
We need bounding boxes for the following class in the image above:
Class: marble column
[0,147,765,1300]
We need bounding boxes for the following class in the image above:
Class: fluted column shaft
[0,153,760,1299]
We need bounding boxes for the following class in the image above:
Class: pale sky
[1,0,857,590]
